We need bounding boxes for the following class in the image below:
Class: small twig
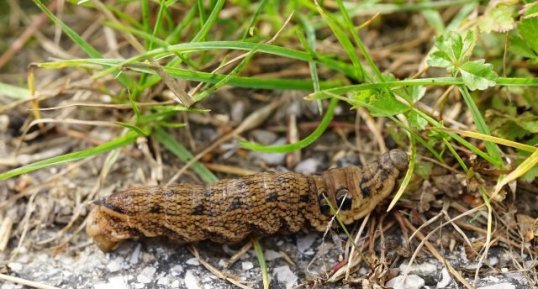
[396,212,473,289]
[165,99,283,186]
[224,241,252,269]
[189,245,252,289]
[357,108,386,153]
[0,273,60,289]
[203,163,257,176]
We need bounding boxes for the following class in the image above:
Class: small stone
[186,258,200,266]
[170,280,180,288]
[297,234,317,253]
[170,265,184,276]
[137,266,156,283]
[129,244,141,265]
[436,268,452,288]
[477,283,516,289]
[250,130,278,145]
[184,270,202,289]
[231,102,245,123]
[264,250,281,261]
[106,257,123,272]
[94,276,129,289]
[294,158,320,174]
[242,261,254,270]
[273,266,298,289]
[399,261,437,277]
[386,274,425,289]
[157,276,170,286]
[7,263,23,272]
[488,256,499,266]
[0,115,9,132]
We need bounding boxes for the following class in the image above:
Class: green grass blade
[126,63,342,90]
[314,1,364,81]
[242,0,270,40]
[165,4,197,43]
[153,127,217,184]
[252,239,270,289]
[459,87,503,167]
[309,76,538,98]
[148,0,167,51]
[0,82,31,99]
[32,0,101,58]
[240,98,338,153]
[0,131,138,181]
[104,21,170,48]
[31,0,133,88]
[93,41,356,79]
[192,0,225,42]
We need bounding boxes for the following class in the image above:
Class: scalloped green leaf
[459,59,498,90]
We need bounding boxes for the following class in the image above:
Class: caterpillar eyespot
[86,149,409,252]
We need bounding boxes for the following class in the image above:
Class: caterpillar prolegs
[86,149,408,251]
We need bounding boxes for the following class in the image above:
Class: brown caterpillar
[86,149,408,252]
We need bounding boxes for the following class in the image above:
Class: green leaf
[394,85,426,103]
[478,4,516,33]
[459,60,498,90]
[352,89,408,117]
[509,35,538,59]
[517,112,538,133]
[406,110,428,130]
[432,31,475,66]
[522,2,538,19]
[518,17,538,55]
[428,50,454,69]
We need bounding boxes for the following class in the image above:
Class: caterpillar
[86,149,408,252]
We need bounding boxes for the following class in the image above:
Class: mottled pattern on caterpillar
[86,149,408,251]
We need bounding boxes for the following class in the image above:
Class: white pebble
[294,158,320,174]
[170,265,184,276]
[242,261,254,270]
[477,283,515,289]
[297,234,317,253]
[7,263,23,272]
[273,266,298,289]
[488,256,499,266]
[386,274,425,289]
[94,276,129,289]
[436,267,452,288]
[184,270,202,289]
[129,244,141,265]
[157,276,170,286]
[231,102,245,123]
[399,262,437,277]
[106,257,123,272]
[264,250,281,261]
[137,267,156,283]
[186,258,200,266]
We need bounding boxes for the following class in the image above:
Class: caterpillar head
[318,149,409,225]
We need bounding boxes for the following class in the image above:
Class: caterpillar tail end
[86,206,123,252]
